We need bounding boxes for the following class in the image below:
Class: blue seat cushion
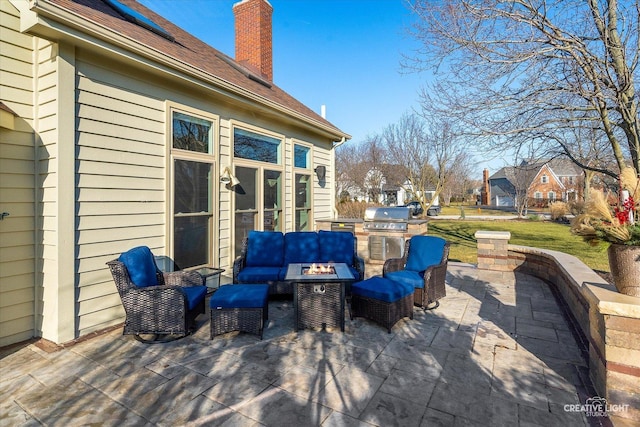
[237,266,281,283]
[385,270,425,289]
[405,236,446,272]
[352,277,414,303]
[284,232,320,264]
[182,286,207,310]
[118,246,159,288]
[318,231,355,265]
[210,284,269,309]
[246,231,284,267]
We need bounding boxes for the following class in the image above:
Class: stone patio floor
[1,263,610,426]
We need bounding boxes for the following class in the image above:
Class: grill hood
[364,207,411,222]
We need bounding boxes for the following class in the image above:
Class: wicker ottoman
[350,277,414,333]
[210,284,269,339]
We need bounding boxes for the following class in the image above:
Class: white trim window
[534,191,543,200]
[541,174,549,184]
[548,191,556,201]
[294,143,312,231]
[170,108,217,269]
[232,126,284,257]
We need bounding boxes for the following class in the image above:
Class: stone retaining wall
[475,231,640,424]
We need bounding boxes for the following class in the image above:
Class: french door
[233,165,282,257]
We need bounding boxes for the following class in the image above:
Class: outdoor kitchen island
[316,212,428,277]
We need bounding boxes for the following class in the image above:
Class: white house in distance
[0,0,350,347]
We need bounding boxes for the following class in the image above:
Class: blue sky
[138,1,425,139]
[138,0,501,177]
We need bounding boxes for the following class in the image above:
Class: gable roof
[490,157,583,187]
[28,0,349,140]
[546,158,582,177]
[530,163,566,190]
[489,164,541,191]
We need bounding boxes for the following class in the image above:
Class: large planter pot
[607,244,640,296]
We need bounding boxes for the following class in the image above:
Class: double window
[170,110,216,269]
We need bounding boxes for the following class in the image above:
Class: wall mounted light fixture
[220,166,240,187]
[314,165,326,181]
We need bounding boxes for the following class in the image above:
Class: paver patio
[1,263,604,426]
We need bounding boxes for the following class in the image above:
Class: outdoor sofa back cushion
[284,232,320,264]
[318,230,354,264]
[118,246,159,287]
[405,236,446,272]
[246,231,284,267]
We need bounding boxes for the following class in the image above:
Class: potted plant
[571,167,640,296]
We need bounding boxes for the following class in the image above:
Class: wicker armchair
[383,236,450,309]
[107,246,207,342]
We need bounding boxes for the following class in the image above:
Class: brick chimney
[233,0,273,81]
[481,168,490,205]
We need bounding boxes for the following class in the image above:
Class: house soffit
[21,0,350,142]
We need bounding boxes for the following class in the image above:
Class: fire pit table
[285,263,355,332]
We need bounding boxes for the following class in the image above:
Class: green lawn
[427,219,610,272]
[438,205,515,216]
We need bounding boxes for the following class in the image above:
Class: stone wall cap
[474,230,511,239]
[584,283,640,319]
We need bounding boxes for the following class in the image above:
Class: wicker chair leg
[133,333,188,344]
[424,300,440,310]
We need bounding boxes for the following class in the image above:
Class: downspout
[331,137,347,219]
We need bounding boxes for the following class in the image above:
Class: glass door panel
[234,166,258,257]
[264,169,282,231]
[295,173,311,231]
[173,159,212,269]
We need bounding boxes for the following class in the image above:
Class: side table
[194,267,225,295]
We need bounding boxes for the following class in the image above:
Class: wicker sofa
[233,230,365,295]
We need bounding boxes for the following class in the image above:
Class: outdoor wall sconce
[314,165,326,181]
[220,166,240,187]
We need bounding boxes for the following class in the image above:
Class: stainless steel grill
[363,207,410,232]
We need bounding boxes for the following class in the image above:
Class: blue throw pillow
[318,231,354,265]
[405,236,446,272]
[246,231,284,267]
[284,232,320,264]
[118,246,159,288]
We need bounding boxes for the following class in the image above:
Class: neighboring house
[485,158,583,208]
[340,167,438,209]
[338,164,415,206]
[0,0,349,346]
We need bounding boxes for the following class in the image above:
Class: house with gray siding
[0,0,349,346]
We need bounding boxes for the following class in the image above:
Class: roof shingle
[42,0,348,138]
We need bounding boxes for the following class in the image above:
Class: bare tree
[406,0,640,179]
[382,112,468,212]
[335,143,366,201]
[442,151,475,205]
[335,135,389,202]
